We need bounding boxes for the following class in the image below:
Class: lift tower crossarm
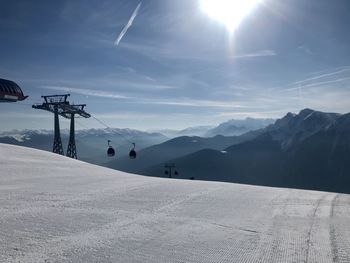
[32,94,71,118]
[60,104,91,119]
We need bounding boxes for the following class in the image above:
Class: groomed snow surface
[1,144,350,263]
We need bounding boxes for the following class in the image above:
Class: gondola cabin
[129,143,137,159]
[129,149,137,159]
[107,140,115,157]
[0,78,28,102]
[107,146,115,157]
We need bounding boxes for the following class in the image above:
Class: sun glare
[200,0,262,32]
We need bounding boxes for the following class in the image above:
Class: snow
[1,143,350,263]
[303,111,315,121]
[0,128,164,142]
[0,129,53,142]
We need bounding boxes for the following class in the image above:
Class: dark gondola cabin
[107,140,115,157]
[0,78,28,102]
[129,149,136,159]
[129,143,137,159]
[107,146,115,157]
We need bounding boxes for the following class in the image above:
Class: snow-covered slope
[1,143,350,263]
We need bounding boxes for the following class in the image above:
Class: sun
[200,0,262,32]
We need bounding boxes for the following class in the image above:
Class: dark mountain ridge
[106,132,258,173]
[142,109,350,193]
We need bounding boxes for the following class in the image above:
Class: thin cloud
[114,2,142,47]
[120,42,276,62]
[93,112,158,120]
[219,109,289,119]
[45,83,349,115]
[42,86,129,99]
[143,99,248,109]
[231,50,277,59]
[297,45,313,55]
[40,85,250,109]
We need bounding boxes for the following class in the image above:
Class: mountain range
[205,117,275,137]
[3,109,349,193]
[126,109,350,193]
[152,126,214,138]
[0,117,273,165]
[0,128,167,165]
[105,132,257,173]
[150,118,274,138]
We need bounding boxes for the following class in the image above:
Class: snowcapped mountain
[140,109,350,193]
[0,128,166,141]
[0,129,53,142]
[263,108,340,150]
[176,125,214,137]
[1,143,350,262]
[151,125,214,138]
[206,117,275,137]
[76,127,163,137]
[0,128,167,165]
[152,118,274,138]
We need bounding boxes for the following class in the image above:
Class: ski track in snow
[0,143,350,262]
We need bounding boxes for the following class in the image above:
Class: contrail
[294,68,350,85]
[114,2,142,47]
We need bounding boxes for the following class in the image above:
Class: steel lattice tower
[33,95,90,159]
[62,104,90,159]
[66,113,77,158]
[53,104,64,155]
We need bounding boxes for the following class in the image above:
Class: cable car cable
[90,115,134,145]
[10,99,138,159]
[75,119,117,157]
[89,114,138,159]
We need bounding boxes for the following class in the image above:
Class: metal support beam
[53,105,64,155]
[66,114,77,159]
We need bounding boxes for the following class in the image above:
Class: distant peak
[285,112,296,119]
[299,108,315,116]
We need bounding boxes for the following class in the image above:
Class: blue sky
[0,0,350,132]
